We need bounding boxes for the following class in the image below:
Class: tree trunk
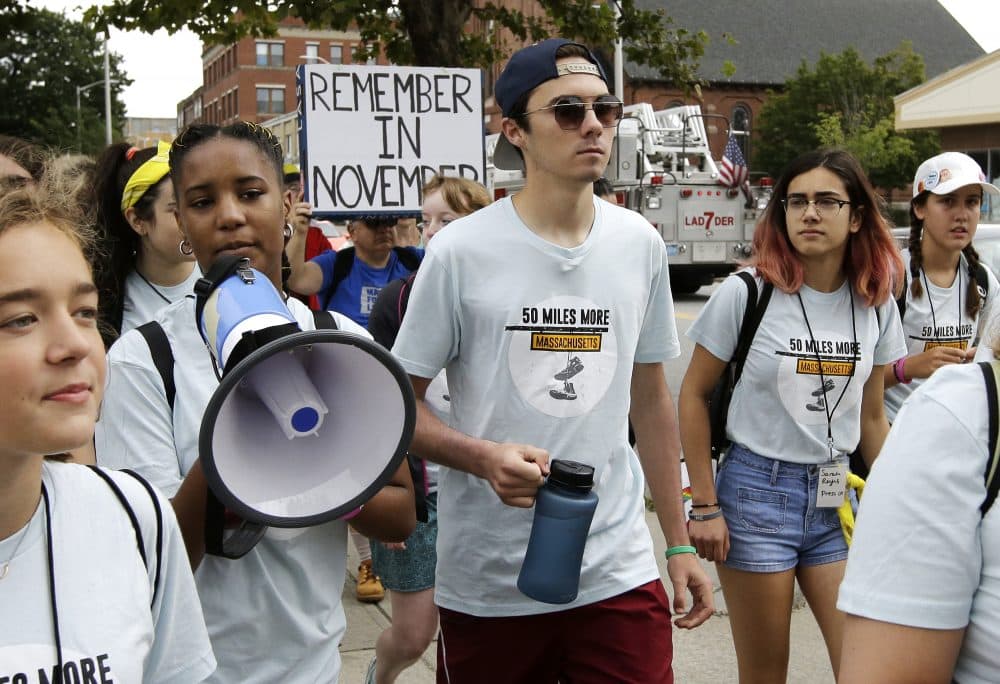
[398,0,475,66]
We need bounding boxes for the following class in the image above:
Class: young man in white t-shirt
[392,38,713,683]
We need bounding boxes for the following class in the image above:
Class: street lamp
[76,79,117,151]
[76,80,105,151]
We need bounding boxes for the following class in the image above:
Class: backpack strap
[397,272,418,323]
[136,321,175,410]
[732,272,773,384]
[321,248,356,311]
[980,361,1000,516]
[87,466,164,607]
[896,272,908,321]
[974,263,990,299]
[393,246,423,272]
[312,309,339,330]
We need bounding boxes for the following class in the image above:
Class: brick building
[176,18,383,130]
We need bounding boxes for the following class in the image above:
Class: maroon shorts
[436,579,674,684]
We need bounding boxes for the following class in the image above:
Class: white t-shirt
[0,462,215,684]
[839,362,1000,683]
[392,196,680,617]
[121,266,202,336]
[884,251,999,421]
[421,370,449,493]
[96,296,367,684]
[688,269,906,463]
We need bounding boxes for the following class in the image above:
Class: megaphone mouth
[200,328,416,528]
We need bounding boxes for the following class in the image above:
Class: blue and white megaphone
[194,256,415,557]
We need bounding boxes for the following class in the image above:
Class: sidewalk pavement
[340,509,834,683]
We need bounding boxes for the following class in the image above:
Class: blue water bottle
[517,459,599,604]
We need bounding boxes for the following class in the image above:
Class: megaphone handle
[204,488,267,559]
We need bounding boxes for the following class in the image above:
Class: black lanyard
[40,484,65,679]
[920,266,962,344]
[796,287,857,460]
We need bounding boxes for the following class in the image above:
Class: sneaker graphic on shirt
[550,382,578,401]
[805,398,827,412]
[555,356,585,381]
[811,378,835,397]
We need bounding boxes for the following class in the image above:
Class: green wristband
[664,545,697,559]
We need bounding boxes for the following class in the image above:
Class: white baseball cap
[912,152,999,198]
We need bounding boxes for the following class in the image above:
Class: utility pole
[104,30,113,145]
[611,0,623,101]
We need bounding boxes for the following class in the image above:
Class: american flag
[719,134,752,202]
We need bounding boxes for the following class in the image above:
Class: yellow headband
[120,140,171,212]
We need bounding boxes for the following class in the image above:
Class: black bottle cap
[547,459,595,492]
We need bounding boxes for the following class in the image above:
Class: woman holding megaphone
[96,121,416,684]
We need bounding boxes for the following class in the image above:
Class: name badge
[816,463,847,508]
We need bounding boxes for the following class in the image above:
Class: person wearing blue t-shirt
[287,215,422,327]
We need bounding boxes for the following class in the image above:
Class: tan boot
[356,559,385,603]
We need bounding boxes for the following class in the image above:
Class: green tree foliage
[86,0,717,90]
[0,4,130,154]
[753,43,938,189]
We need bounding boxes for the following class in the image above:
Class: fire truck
[486,103,770,293]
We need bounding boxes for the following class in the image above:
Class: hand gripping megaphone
[194,256,415,558]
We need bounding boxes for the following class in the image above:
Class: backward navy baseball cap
[492,38,607,171]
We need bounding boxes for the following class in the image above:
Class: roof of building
[626,0,984,86]
[895,49,1000,129]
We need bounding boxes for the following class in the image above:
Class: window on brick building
[256,87,285,115]
[330,43,344,65]
[256,42,284,67]
[731,104,751,159]
[304,43,319,62]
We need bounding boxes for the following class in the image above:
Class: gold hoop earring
[283,223,293,239]
[179,239,194,256]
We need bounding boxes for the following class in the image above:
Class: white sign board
[297,64,484,219]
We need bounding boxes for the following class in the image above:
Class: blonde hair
[0,164,97,266]
[422,175,491,216]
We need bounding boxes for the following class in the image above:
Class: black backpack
[320,247,422,311]
[709,272,773,460]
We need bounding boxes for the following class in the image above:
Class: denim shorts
[716,444,848,573]
[371,492,437,592]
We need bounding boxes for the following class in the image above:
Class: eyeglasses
[781,197,852,217]
[522,95,624,131]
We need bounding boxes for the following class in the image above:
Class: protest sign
[297,64,484,219]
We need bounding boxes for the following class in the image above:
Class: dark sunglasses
[522,95,624,131]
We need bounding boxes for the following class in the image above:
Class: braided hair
[170,121,290,291]
[170,121,283,185]
[908,193,983,319]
